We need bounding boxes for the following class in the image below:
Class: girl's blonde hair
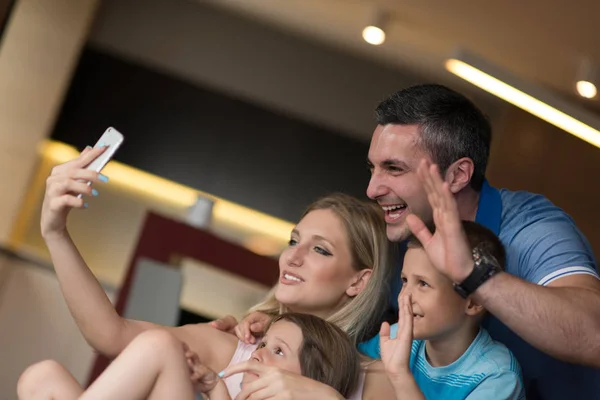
[249,193,392,344]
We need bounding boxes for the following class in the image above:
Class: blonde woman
[19,147,395,399]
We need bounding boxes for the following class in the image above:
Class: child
[18,313,361,400]
[377,221,525,399]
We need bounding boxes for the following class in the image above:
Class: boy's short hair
[407,220,506,270]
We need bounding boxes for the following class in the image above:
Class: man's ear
[464,297,485,317]
[444,157,474,194]
[346,269,373,297]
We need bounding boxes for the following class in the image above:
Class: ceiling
[203,0,600,114]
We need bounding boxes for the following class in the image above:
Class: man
[360,84,600,399]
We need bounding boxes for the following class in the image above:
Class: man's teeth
[382,205,406,211]
[284,273,302,282]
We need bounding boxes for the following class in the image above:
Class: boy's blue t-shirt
[406,328,524,400]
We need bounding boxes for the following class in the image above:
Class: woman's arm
[41,148,236,372]
[205,380,232,400]
[360,361,398,400]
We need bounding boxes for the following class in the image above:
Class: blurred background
[0,0,599,397]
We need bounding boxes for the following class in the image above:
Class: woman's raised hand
[41,146,108,239]
[210,312,270,344]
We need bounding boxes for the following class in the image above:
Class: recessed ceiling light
[362,25,385,45]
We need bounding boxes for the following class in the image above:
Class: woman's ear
[464,297,485,317]
[346,269,373,297]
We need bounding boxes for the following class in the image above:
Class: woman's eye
[419,280,429,287]
[314,246,332,256]
[288,239,298,246]
[401,277,407,284]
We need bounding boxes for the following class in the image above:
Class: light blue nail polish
[98,174,109,183]
[84,202,89,209]
[218,371,225,378]
[92,189,99,196]
[98,142,105,147]
[85,145,92,150]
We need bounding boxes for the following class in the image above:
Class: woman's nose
[286,246,305,267]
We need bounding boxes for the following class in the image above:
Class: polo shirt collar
[474,179,502,236]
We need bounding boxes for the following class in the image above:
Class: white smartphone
[78,127,124,198]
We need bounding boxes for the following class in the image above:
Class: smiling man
[359,84,600,400]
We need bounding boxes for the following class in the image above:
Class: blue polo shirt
[358,180,600,400]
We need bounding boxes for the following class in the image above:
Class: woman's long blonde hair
[249,193,392,344]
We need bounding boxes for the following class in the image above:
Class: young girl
[18,313,361,400]
[20,146,395,399]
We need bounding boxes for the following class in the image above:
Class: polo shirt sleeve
[508,209,598,286]
[465,371,525,400]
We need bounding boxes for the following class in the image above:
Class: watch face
[472,246,502,270]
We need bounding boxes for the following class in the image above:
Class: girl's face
[241,320,303,385]
[275,209,363,318]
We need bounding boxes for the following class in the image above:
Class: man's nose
[366,171,386,200]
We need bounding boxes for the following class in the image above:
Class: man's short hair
[375,84,492,191]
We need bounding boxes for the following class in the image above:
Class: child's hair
[265,312,361,398]
[249,193,393,344]
[408,220,506,270]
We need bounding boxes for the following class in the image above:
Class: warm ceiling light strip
[445,49,600,149]
[39,140,294,242]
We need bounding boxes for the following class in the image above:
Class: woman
[24,146,395,399]
[18,313,362,399]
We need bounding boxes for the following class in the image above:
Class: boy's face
[242,320,303,386]
[401,247,470,341]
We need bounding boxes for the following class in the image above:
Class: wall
[86,0,432,142]
[0,1,100,396]
[50,47,373,222]
[0,0,99,246]
[0,255,115,397]
[488,104,600,254]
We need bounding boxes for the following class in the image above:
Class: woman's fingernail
[83,202,89,209]
[218,371,225,378]
[98,174,109,183]
[85,145,92,150]
[92,189,99,196]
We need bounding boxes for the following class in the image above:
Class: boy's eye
[419,280,430,287]
[274,347,283,356]
[257,342,266,349]
[401,277,407,284]
[288,239,298,246]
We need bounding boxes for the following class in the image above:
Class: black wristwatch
[453,246,502,299]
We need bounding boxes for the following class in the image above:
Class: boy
[377,221,525,399]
